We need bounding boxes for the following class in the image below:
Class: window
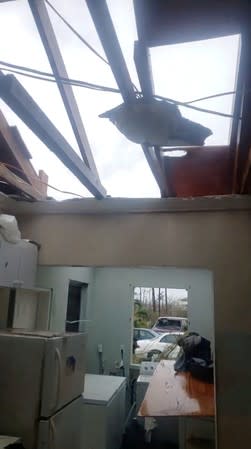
[133,329,139,340]
[156,318,181,329]
[160,334,179,344]
[140,330,155,340]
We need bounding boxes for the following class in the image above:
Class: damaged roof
[1,0,251,200]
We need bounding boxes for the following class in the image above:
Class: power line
[155,95,237,120]
[41,1,236,105]
[0,66,118,92]
[185,91,236,105]
[45,0,109,66]
[44,0,140,94]
[0,60,240,119]
[0,60,119,92]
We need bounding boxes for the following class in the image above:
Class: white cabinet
[0,238,37,288]
[0,239,19,285]
[0,286,52,330]
[81,374,126,449]
[17,240,38,287]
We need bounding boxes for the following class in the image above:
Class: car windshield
[156,318,181,328]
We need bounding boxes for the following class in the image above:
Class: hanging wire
[184,91,236,105]
[44,0,140,94]
[154,94,237,120]
[0,61,241,119]
[45,0,110,66]
[0,161,86,198]
[0,60,119,92]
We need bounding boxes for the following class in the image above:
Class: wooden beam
[86,0,135,103]
[230,34,247,192]
[232,24,251,192]
[10,126,32,159]
[0,163,43,200]
[86,0,168,195]
[28,0,100,179]
[0,110,47,198]
[142,145,170,196]
[240,147,251,193]
[0,110,36,185]
[38,170,48,197]
[0,73,106,198]
[134,41,170,196]
[133,0,244,47]
[134,41,155,99]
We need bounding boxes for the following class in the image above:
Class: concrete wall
[87,267,214,374]
[5,199,251,449]
[37,266,94,332]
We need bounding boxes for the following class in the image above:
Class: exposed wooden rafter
[86,0,168,196]
[0,109,48,199]
[0,110,37,184]
[0,163,43,200]
[0,73,106,199]
[233,26,251,194]
[28,0,100,180]
[133,0,244,47]
[133,41,173,196]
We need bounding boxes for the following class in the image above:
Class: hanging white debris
[0,214,21,243]
[100,98,212,147]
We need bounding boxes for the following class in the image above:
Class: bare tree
[152,287,156,312]
[164,288,168,312]
[158,288,161,315]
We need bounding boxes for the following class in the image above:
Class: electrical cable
[41,0,239,104]
[45,0,110,66]
[0,61,240,119]
[155,94,237,120]
[185,91,236,105]
[0,60,119,92]
[0,66,119,92]
[0,161,85,198]
[44,0,140,94]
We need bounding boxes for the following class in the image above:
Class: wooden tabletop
[0,436,21,448]
[138,360,215,417]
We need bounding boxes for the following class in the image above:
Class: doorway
[132,286,188,364]
[65,281,87,332]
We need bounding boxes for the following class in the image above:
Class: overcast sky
[0,0,240,200]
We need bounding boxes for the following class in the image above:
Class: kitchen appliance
[81,374,126,449]
[0,236,38,288]
[0,329,87,449]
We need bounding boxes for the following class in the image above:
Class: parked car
[135,332,183,360]
[134,328,159,342]
[152,316,188,334]
[133,328,159,355]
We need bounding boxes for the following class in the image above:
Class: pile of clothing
[174,332,214,383]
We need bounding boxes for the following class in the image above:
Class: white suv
[152,316,188,334]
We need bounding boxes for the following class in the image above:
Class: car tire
[147,350,162,360]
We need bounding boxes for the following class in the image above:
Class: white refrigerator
[0,329,87,449]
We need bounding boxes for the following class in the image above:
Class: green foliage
[134,301,151,328]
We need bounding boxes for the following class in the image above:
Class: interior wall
[15,208,251,449]
[88,267,214,374]
[36,266,94,332]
